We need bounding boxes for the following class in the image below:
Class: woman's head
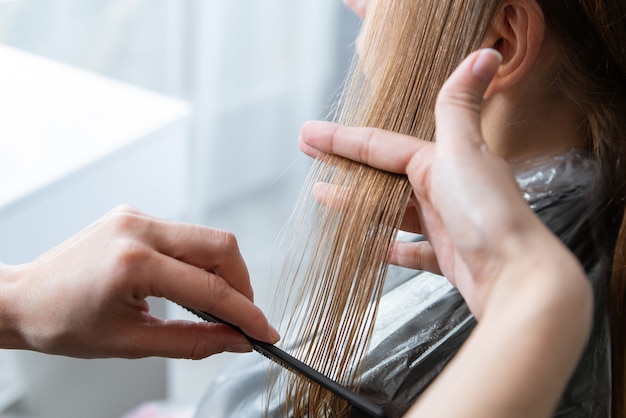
[342,0,626,179]
[338,0,498,139]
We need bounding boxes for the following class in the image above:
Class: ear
[482,0,545,97]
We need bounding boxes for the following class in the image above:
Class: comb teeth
[179,304,386,418]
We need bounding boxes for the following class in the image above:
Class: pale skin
[300,47,592,418]
[0,205,280,358]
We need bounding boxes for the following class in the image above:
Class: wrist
[0,263,29,350]
[483,225,593,335]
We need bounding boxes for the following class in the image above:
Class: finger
[140,252,279,344]
[299,121,433,175]
[390,240,442,275]
[120,319,255,359]
[312,182,350,211]
[434,48,502,152]
[142,219,254,302]
[102,210,254,303]
[314,182,424,237]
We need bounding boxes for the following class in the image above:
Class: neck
[481,92,586,162]
[480,44,586,162]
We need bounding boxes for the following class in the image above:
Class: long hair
[270,1,499,416]
[271,0,626,417]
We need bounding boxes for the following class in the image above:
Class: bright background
[0,1,359,417]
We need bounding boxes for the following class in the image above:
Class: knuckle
[110,238,151,275]
[106,210,148,236]
[359,128,376,165]
[436,89,482,114]
[186,331,223,360]
[186,344,205,360]
[214,229,239,252]
[407,149,432,189]
[202,273,230,310]
[112,204,136,213]
[110,204,143,216]
[182,333,210,360]
[411,245,426,266]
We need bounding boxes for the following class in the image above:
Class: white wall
[184,0,344,217]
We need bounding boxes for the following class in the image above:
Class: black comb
[180,305,386,418]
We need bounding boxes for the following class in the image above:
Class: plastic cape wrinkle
[193,149,612,418]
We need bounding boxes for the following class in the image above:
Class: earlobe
[481,0,545,97]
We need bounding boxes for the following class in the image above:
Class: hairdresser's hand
[0,205,279,359]
[299,49,581,318]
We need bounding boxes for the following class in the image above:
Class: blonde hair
[270,1,499,416]
[271,0,626,416]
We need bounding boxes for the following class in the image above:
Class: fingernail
[472,48,502,83]
[225,343,253,353]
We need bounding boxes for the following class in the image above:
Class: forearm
[405,231,593,418]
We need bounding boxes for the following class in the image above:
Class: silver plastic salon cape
[195,150,615,418]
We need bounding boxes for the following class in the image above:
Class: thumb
[434,49,502,151]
